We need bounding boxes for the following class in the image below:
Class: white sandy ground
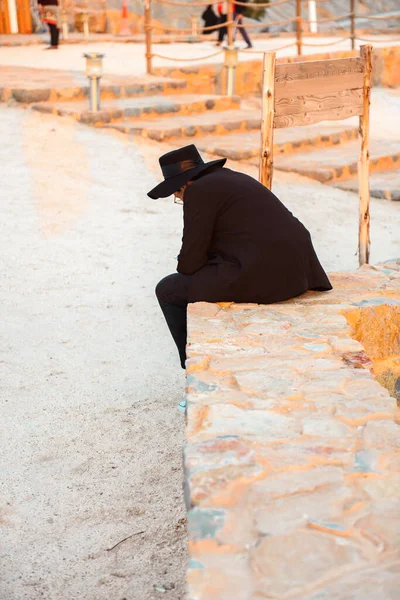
[0,90,400,600]
[0,36,399,75]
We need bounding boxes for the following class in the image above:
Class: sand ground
[0,93,399,600]
[0,36,399,75]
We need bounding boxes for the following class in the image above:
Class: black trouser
[235,14,252,47]
[156,273,190,370]
[218,15,227,43]
[48,23,59,47]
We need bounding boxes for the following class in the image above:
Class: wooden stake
[350,0,355,50]
[296,0,302,56]
[144,0,153,75]
[259,52,276,190]
[358,44,372,266]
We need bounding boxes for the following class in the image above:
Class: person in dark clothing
[39,0,60,49]
[234,0,252,48]
[201,4,219,35]
[215,1,227,46]
[149,145,332,370]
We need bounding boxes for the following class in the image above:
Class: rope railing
[142,0,400,81]
[241,16,299,28]
[234,0,291,7]
[301,35,352,46]
[151,49,224,61]
[160,20,233,34]
[243,41,298,52]
[314,13,353,24]
[355,13,400,21]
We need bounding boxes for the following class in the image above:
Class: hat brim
[147,158,226,199]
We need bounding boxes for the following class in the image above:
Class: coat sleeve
[177,183,217,276]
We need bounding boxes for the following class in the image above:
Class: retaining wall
[154,45,400,95]
[184,260,400,600]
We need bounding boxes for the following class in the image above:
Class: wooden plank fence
[259,45,373,266]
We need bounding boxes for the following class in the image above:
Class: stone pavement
[184,260,400,600]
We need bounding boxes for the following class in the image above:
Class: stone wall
[184,260,400,599]
[154,45,400,95]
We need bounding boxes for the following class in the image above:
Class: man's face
[174,181,192,204]
[174,186,186,203]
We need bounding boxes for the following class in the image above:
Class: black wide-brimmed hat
[147,144,226,199]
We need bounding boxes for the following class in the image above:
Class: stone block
[250,531,367,598]
[185,260,400,598]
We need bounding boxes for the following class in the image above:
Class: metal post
[296,0,302,56]
[90,77,100,111]
[350,0,356,50]
[224,47,238,96]
[144,0,153,75]
[83,53,104,113]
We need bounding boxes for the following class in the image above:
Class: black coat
[177,168,332,303]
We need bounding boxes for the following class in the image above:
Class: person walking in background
[215,1,228,46]
[201,4,219,37]
[234,0,252,48]
[38,0,61,49]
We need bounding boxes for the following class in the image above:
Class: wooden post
[259,52,276,190]
[144,0,153,75]
[358,45,372,266]
[227,0,234,48]
[350,0,356,50]
[191,14,198,37]
[83,11,89,40]
[295,0,302,56]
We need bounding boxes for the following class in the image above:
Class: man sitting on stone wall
[149,144,332,379]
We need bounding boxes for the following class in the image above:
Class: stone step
[191,124,359,160]
[31,94,240,125]
[273,138,400,183]
[193,131,400,182]
[104,110,261,141]
[334,168,400,201]
[0,66,188,104]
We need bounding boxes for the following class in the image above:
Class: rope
[203,20,234,31]
[314,13,353,24]
[356,34,400,42]
[162,20,233,33]
[234,0,291,8]
[243,16,299,28]
[355,13,400,21]
[301,35,352,46]
[241,41,298,52]
[151,49,224,61]
[155,0,220,6]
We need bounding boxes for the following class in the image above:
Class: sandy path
[1,101,399,600]
[0,36,399,75]
[0,106,187,600]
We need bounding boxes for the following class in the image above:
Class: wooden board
[274,104,363,129]
[275,89,363,117]
[275,57,364,82]
[275,58,365,99]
